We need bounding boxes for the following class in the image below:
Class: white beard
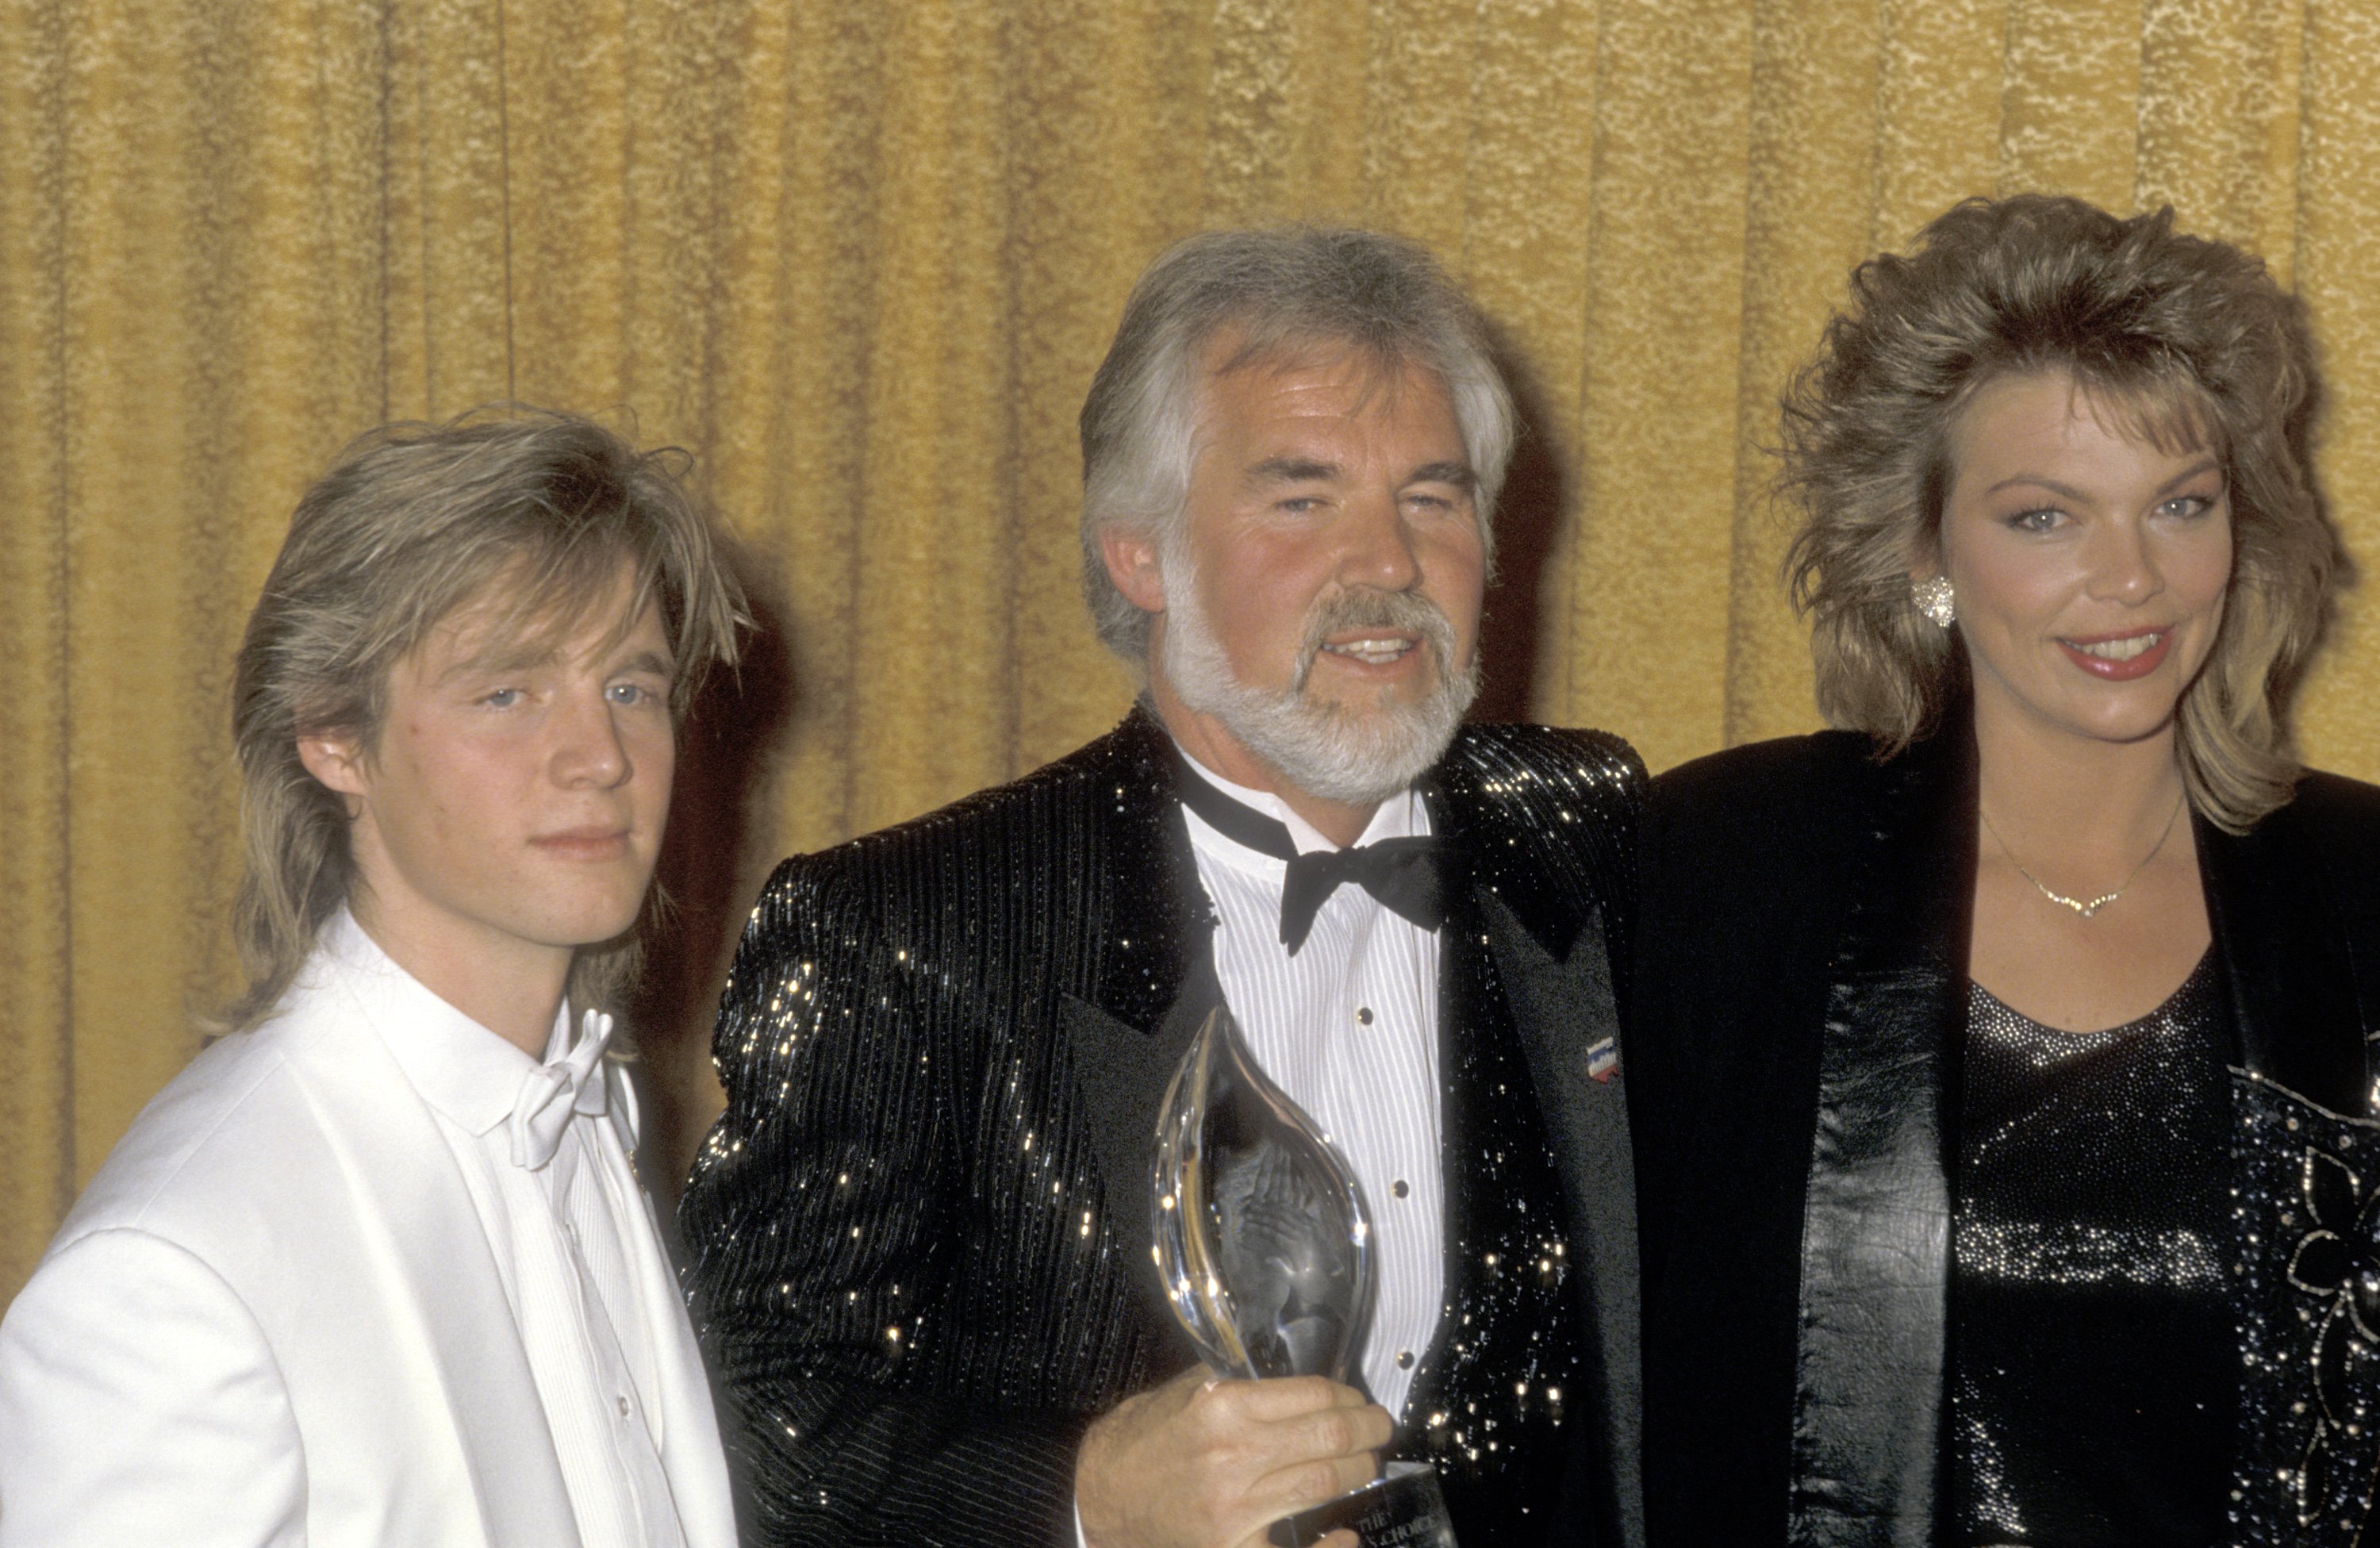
[1157,559,1479,806]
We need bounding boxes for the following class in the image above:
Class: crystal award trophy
[1152,1005,1459,1548]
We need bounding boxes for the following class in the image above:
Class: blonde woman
[1630,195,2380,1546]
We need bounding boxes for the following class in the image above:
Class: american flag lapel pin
[1586,1036,1619,1083]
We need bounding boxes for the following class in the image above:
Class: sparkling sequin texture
[677,709,1642,1546]
[1951,955,2232,1545]
[2233,1069,2380,1546]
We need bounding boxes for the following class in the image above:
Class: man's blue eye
[485,687,520,708]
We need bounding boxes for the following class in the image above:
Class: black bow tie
[1169,751,1458,955]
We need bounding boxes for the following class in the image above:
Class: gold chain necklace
[1979,792,2186,920]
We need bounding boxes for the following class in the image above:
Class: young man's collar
[316,908,577,1135]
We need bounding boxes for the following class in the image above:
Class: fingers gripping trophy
[1154,1007,1460,1548]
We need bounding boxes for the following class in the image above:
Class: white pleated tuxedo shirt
[1177,751,1447,1423]
[370,915,704,1548]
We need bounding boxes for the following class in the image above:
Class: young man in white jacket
[0,410,747,1548]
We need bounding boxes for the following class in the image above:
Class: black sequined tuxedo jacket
[1626,723,2380,1548]
[679,708,1646,1548]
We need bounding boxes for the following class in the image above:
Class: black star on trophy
[1152,1004,1459,1548]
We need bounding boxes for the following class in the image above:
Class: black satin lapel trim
[1060,978,1220,1358]
[1484,890,1645,1548]
[1061,704,1223,1359]
[1787,731,1974,1548]
[2199,809,2369,1116]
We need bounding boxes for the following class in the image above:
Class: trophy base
[1268,1460,1458,1547]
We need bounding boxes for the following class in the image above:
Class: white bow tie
[508,1009,614,1170]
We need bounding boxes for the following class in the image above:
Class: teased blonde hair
[1781,194,2339,830]
[219,408,748,1034]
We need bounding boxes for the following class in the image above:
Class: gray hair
[216,407,749,1035]
[1078,225,1516,663]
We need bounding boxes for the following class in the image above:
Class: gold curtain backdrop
[6,0,2379,1302]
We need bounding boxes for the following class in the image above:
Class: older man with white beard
[680,226,1646,1548]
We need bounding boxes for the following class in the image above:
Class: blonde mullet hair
[1781,195,2338,832]
[217,408,748,1035]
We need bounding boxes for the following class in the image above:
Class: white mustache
[1156,558,1477,805]
[1288,590,1458,692]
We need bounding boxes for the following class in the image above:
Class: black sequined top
[1950,954,2235,1546]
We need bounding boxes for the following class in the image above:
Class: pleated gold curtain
[6,0,2379,1302]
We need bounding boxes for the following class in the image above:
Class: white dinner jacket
[0,928,738,1547]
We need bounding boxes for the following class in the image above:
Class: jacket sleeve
[0,1227,306,1548]
[678,856,1087,1548]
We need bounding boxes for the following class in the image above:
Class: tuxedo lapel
[1414,882,1504,1402]
[1483,889,1643,1548]
[278,977,578,1545]
[1786,724,1973,1548]
[1057,707,1219,1362]
[1061,979,1219,1358]
[1403,868,1601,1539]
[1381,729,1639,1544]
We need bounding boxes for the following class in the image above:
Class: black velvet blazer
[680,708,1647,1548]
[1626,724,2380,1547]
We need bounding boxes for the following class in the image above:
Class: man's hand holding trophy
[1149,1006,1460,1548]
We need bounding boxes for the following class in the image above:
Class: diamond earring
[1914,575,1956,629]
